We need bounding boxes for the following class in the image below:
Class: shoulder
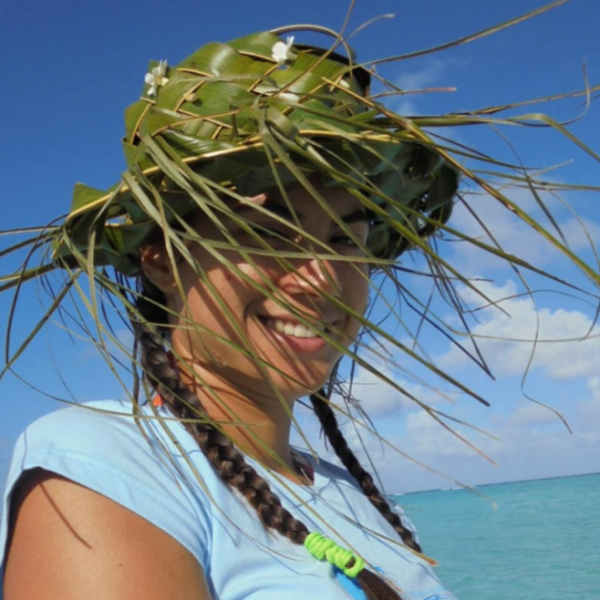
[24,399,153,452]
[16,400,188,490]
[14,398,213,511]
[3,469,212,600]
[2,400,213,571]
[19,400,198,484]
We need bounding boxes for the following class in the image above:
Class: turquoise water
[395,473,600,600]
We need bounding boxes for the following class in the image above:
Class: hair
[133,269,421,600]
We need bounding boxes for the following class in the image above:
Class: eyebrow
[236,200,370,225]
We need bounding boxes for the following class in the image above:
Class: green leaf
[293,51,347,84]
[410,144,444,178]
[155,70,204,110]
[69,183,108,214]
[124,100,151,144]
[177,41,239,74]
[227,31,282,59]
[139,106,189,136]
[160,129,235,159]
[423,165,460,212]
[122,140,155,171]
[179,82,257,128]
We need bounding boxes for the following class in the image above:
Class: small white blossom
[271,36,295,64]
[145,60,169,96]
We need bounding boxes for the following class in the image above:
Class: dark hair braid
[310,393,422,554]
[133,276,406,600]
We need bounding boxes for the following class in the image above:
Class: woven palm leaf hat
[49,26,459,278]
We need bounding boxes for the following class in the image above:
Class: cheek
[340,265,370,339]
[343,264,370,309]
[222,269,237,284]
[192,259,277,319]
[206,252,278,284]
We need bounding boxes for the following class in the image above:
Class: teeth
[265,318,325,339]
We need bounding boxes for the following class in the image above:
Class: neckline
[291,449,315,486]
[243,449,316,488]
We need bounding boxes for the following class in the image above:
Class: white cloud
[438,278,600,380]
[291,328,600,492]
[395,100,420,117]
[395,58,454,92]
[333,346,460,418]
[482,378,600,458]
[390,57,461,118]
[559,217,600,249]
[391,382,600,490]
[404,410,482,458]
[574,376,600,438]
[292,381,600,493]
[447,188,600,275]
[587,375,600,398]
[338,369,411,416]
[506,402,561,427]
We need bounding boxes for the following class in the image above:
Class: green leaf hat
[51,26,460,277]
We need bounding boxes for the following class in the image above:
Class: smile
[264,318,326,339]
[257,315,337,354]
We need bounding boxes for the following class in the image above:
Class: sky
[1,0,599,495]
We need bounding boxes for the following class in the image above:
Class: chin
[265,361,337,401]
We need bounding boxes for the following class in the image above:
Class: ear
[139,242,188,293]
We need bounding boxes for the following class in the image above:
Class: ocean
[395,473,600,600]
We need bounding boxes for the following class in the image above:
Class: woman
[5,182,449,600]
[0,27,461,600]
[0,24,593,600]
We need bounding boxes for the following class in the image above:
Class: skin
[4,469,210,600]
[4,180,371,599]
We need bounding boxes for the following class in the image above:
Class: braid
[133,275,406,600]
[135,284,309,543]
[310,391,422,554]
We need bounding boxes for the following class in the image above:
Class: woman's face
[162,180,371,403]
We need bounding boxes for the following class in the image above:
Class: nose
[278,255,343,300]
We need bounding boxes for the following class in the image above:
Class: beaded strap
[304,532,365,578]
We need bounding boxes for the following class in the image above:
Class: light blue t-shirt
[0,400,456,600]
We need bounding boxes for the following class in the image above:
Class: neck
[177,363,299,478]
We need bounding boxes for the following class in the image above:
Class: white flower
[145,60,169,96]
[271,36,295,64]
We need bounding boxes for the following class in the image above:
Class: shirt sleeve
[0,400,212,577]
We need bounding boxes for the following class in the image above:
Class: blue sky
[1,0,599,493]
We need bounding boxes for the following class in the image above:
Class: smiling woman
[160,183,370,394]
[0,29,455,600]
[0,14,598,600]
[138,181,373,477]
